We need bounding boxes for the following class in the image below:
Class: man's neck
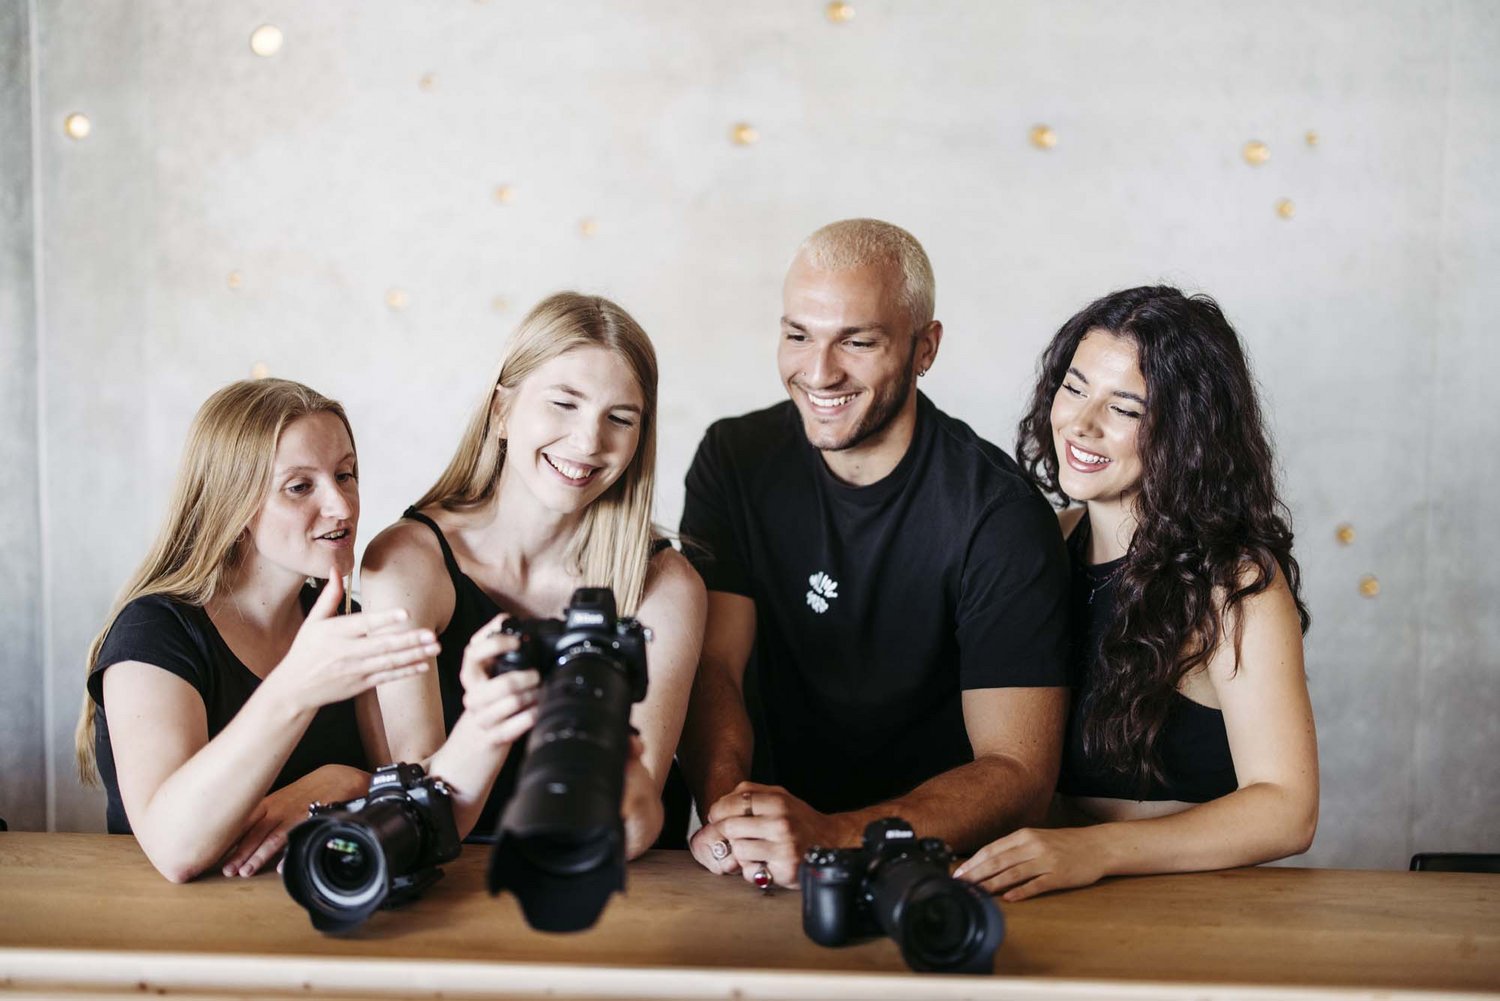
[818,395,920,487]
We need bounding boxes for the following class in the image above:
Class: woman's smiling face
[1050,329,1148,505]
[497,345,645,516]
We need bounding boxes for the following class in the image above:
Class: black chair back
[1410,852,1500,873]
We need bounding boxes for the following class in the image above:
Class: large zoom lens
[507,648,635,873]
[488,645,637,931]
[868,856,1005,973]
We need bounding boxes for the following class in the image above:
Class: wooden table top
[1,833,1496,999]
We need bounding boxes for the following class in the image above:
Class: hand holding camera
[459,613,542,749]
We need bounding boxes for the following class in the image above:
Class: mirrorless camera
[486,586,650,932]
[801,817,1005,974]
[283,762,460,933]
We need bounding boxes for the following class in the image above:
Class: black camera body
[491,586,650,700]
[283,762,460,933]
[487,587,651,932]
[801,818,1005,974]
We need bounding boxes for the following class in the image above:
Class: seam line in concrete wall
[27,0,57,833]
[1407,0,1461,864]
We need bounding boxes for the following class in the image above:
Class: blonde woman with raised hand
[77,379,537,883]
[362,292,706,856]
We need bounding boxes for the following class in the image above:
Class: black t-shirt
[88,589,368,835]
[680,393,1069,813]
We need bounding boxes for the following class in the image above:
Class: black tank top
[1056,517,1237,803]
[402,508,525,838]
[401,507,691,847]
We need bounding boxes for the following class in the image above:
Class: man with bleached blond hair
[678,218,1069,887]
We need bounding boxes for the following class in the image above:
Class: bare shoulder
[642,546,708,620]
[1208,560,1304,685]
[359,516,454,628]
[1229,559,1300,622]
[1057,505,1086,539]
[362,517,443,576]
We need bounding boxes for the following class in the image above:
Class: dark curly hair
[1016,286,1310,791]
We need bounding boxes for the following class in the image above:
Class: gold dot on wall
[419,73,437,92]
[1305,130,1319,148]
[1359,575,1380,598]
[1242,140,1270,166]
[1029,125,1057,150]
[226,271,244,290]
[826,2,855,23]
[1335,523,1355,546]
[386,288,409,310]
[493,184,516,204]
[249,24,283,57]
[579,218,599,237]
[730,122,759,146]
[491,296,510,313]
[250,362,270,380]
[1276,198,1296,220]
[63,113,91,140]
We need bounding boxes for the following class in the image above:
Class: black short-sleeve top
[679,393,1070,813]
[87,589,368,835]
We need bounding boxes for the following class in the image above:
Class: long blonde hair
[414,291,659,617]
[75,378,356,784]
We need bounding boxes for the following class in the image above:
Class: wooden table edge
[1,948,1495,1001]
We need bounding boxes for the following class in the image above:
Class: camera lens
[316,835,376,894]
[901,880,983,966]
[514,825,615,876]
[306,826,386,908]
[868,855,1003,973]
[487,590,651,933]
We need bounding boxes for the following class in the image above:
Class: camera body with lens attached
[801,817,1005,974]
[283,762,460,933]
[486,586,651,932]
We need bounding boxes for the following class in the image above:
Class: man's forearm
[678,672,755,815]
[829,753,1051,853]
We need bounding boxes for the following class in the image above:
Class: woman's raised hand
[262,568,438,713]
[458,613,541,749]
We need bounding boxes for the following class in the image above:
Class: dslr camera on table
[284,587,650,934]
[279,587,1005,974]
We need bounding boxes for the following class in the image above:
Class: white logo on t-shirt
[806,571,839,614]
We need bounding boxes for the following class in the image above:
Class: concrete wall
[4,0,1496,866]
[0,0,46,833]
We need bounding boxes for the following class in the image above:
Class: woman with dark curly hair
[954,286,1318,900]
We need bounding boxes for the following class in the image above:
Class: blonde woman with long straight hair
[362,292,706,856]
[77,379,540,883]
